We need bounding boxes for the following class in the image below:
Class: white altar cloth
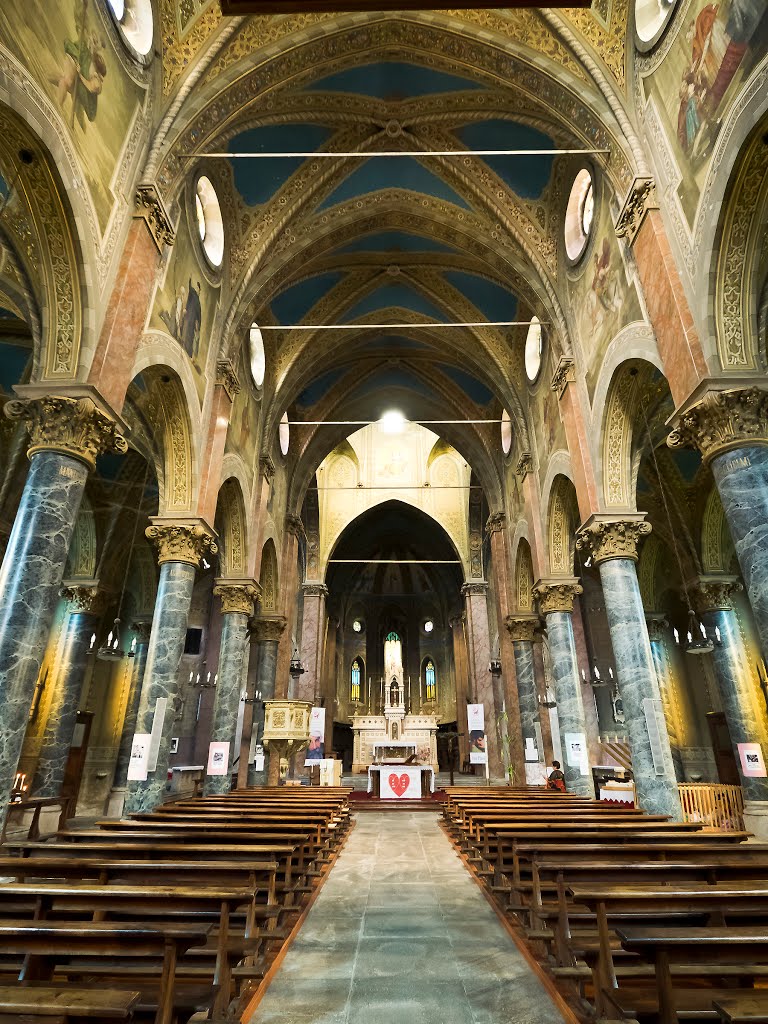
[367,765,435,799]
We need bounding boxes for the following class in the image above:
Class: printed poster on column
[467,703,487,764]
[738,742,767,778]
[306,706,325,761]
[127,734,151,781]
[207,741,230,776]
[564,732,589,776]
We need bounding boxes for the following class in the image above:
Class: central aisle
[247,810,568,1024]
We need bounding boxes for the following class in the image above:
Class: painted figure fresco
[642,0,768,226]
[150,211,221,404]
[566,199,643,403]
[0,0,146,235]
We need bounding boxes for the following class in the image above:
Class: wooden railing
[678,782,745,832]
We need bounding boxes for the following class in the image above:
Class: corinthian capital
[485,511,506,536]
[532,578,583,614]
[667,385,768,463]
[551,357,575,398]
[505,615,540,642]
[249,615,287,643]
[59,580,109,615]
[134,182,174,251]
[576,514,651,564]
[615,176,658,246]
[215,360,241,402]
[146,517,218,567]
[285,513,305,541]
[5,387,128,471]
[213,578,260,615]
[461,581,488,597]
[690,575,743,614]
[302,583,329,598]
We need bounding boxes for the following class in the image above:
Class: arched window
[351,657,362,702]
[425,660,436,702]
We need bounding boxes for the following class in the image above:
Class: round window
[635,0,678,47]
[195,176,224,268]
[524,317,543,383]
[352,619,363,633]
[249,324,265,389]
[106,0,154,57]
[501,409,512,455]
[564,169,595,263]
[279,411,290,456]
[423,619,434,634]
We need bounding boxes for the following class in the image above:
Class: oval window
[249,324,265,389]
[525,317,543,383]
[424,619,434,634]
[279,411,290,456]
[635,0,678,47]
[501,409,512,455]
[565,169,595,263]
[195,176,224,268]
[107,0,154,57]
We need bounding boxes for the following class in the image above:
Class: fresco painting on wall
[225,345,261,469]
[0,0,146,235]
[150,211,221,404]
[529,344,567,483]
[642,0,768,226]
[567,199,643,401]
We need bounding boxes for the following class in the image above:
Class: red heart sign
[388,772,410,798]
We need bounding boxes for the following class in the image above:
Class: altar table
[367,765,435,799]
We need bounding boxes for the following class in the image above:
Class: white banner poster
[306,706,326,761]
[207,741,230,776]
[564,732,589,776]
[147,697,167,772]
[738,742,767,778]
[467,703,488,764]
[127,734,151,781]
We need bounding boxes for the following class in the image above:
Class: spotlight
[380,410,406,434]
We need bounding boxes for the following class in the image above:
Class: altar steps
[350,796,444,812]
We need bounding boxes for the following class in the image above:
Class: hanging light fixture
[641,397,712,657]
[92,462,150,662]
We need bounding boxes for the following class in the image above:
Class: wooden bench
[0,985,140,1022]
[1,797,73,844]
[0,921,208,1024]
[713,995,768,1023]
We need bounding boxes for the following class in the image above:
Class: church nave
[246,810,568,1024]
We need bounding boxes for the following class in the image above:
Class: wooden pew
[0,985,140,1022]
[0,921,208,1024]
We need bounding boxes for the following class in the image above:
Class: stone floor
[246,811,568,1024]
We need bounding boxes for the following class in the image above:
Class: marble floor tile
[245,810,567,1024]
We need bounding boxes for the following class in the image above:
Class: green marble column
[34,583,107,798]
[0,391,125,829]
[111,621,152,791]
[204,580,258,796]
[123,520,217,814]
[247,616,287,787]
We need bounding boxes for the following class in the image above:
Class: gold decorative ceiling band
[185,148,609,158]
[260,322,544,329]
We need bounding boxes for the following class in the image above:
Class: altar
[368,765,435,799]
[351,683,439,773]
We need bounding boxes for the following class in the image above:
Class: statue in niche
[391,721,399,740]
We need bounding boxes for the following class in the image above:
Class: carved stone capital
[485,511,506,535]
[302,583,328,598]
[131,620,152,643]
[645,614,669,643]
[215,360,241,402]
[449,614,466,629]
[516,452,533,478]
[533,578,583,614]
[59,580,109,615]
[461,581,488,597]
[576,514,652,564]
[505,615,540,642]
[259,453,276,482]
[550,357,575,399]
[667,385,768,464]
[5,389,128,471]
[134,183,175,251]
[690,575,743,614]
[615,177,658,246]
[285,513,305,541]
[213,578,260,616]
[249,615,287,643]
[146,518,218,567]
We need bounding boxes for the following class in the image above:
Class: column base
[742,800,768,840]
[106,787,127,818]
